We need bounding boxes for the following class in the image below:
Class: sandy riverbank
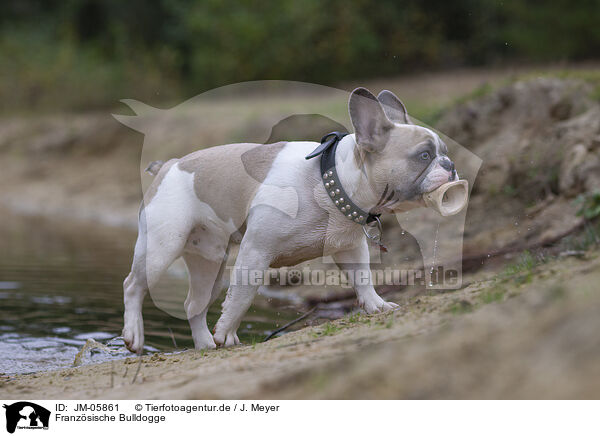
[2,250,598,399]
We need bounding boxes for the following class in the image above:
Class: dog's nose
[439,157,454,172]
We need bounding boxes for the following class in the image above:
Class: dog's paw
[194,336,217,350]
[213,329,241,348]
[123,314,144,354]
[359,295,399,314]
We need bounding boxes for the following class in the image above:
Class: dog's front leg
[333,238,399,314]
[213,243,268,347]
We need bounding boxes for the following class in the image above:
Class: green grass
[560,196,600,252]
[502,185,518,197]
[447,262,525,316]
[562,221,600,252]
[347,312,363,324]
[501,251,539,279]
[310,310,395,338]
[448,289,504,316]
[455,83,495,105]
[345,311,373,326]
[590,85,600,102]
[575,192,600,220]
[448,300,473,315]
[249,335,261,348]
[313,322,342,338]
[479,288,506,304]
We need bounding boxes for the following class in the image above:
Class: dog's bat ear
[377,90,411,124]
[348,87,394,153]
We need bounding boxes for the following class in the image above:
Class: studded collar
[305,132,381,225]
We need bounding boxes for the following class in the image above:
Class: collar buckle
[362,216,388,252]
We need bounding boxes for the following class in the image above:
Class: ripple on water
[0,282,21,290]
[0,333,157,375]
[0,208,299,375]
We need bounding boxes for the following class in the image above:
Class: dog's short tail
[145,160,165,176]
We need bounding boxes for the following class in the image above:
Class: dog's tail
[145,160,165,176]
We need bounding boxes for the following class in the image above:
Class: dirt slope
[437,77,600,258]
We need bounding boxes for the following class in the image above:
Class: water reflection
[0,210,297,374]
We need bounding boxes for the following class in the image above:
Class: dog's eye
[420,151,431,161]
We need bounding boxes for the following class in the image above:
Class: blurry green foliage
[575,192,600,220]
[1,0,600,111]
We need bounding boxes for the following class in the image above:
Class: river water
[0,210,298,375]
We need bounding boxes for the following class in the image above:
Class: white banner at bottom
[0,400,597,436]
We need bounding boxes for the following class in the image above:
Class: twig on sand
[168,328,178,349]
[263,306,318,342]
[110,361,114,389]
[559,250,586,258]
[131,350,143,384]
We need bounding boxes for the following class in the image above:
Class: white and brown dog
[122,88,458,353]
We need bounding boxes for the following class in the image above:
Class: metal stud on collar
[322,168,367,225]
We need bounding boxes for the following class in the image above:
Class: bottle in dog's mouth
[423,180,469,216]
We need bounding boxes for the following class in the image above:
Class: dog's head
[349,87,457,213]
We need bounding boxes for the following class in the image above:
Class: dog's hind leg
[123,207,191,354]
[182,250,228,350]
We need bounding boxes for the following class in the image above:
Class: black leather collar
[306,132,380,225]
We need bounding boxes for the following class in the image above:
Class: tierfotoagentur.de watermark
[226,265,460,288]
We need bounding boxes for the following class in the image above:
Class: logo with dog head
[3,402,50,434]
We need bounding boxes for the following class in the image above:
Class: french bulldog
[122,87,458,353]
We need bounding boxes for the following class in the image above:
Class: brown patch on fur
[269,238,326,268]
[241,142,286,183]
[177,142,286,226]
[143,159,177,206]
